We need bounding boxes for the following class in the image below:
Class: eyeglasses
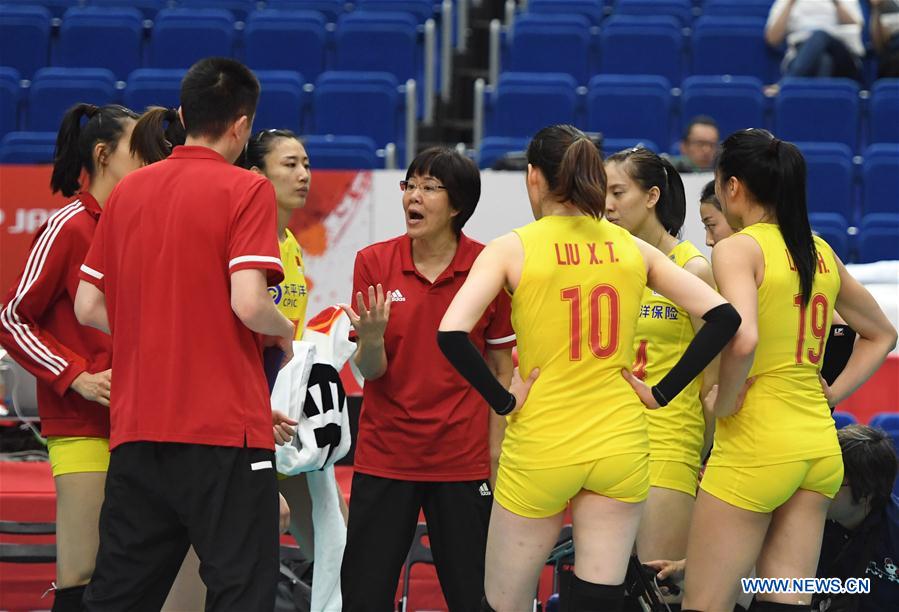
[399,180,447,194]
[686,139,720,150]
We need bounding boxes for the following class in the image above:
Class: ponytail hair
[605,147,686,236]
[526,124,606,218]
[130,106,185,164]
[717,128,815,304]
[50,103,139,197]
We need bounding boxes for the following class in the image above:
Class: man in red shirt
[74,58,295,611]
[339,148,515,611]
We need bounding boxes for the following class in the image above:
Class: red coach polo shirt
[352,233,516,481]
[78,146,283,451]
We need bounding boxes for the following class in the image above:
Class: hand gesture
[508,367,539,415]
[272,409,298,445]
[621,368,660,409]
[340,284,392,345]
[71,369,112,407]
[643,559,685,595]
[704,377,755,416]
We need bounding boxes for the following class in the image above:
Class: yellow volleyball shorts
[700,454,844,513]
[494,452,650,518]
[46,436,110,477]
[648,459,700,497]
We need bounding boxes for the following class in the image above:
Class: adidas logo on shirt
[479,482,492,497]
[390,289,406,302]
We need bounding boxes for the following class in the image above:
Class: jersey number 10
[561,285,620,361]
[793,293,829,365]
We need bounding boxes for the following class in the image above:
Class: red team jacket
[0,194,111,438]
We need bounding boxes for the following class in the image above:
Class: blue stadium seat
[302,135,381,169]
[703,0,775,19]
[858,214,899,263]
[0,68,21,140]
[601,138,660,156]
[13,0,78,19]
[586,75,672,151]
[254,71,307,132]
[85,1,169,20]
[0,131,58,164]
[528,0,605,27]
[794,142,855,221]
[691,17,779,83]
[311,72,403,148]
[0,5,51,78]
[477,136,529,169]
[870,80,899,144]
[507,14,595,85]
[28,68,118,132]
[485,73,580,139]
[244,10,328,81]
[775,79,860,151]
[600,16,684,84]
[264,1,346,22]
[616,0,694,27]
[176,1,255,21]
[58,7,143,80]
[334,12,419,85]
[862,145,899,216]
[871,413,899,431]
[148,9,236,70]
[681,75,766,141]
[809,212,849,262]
[123,69,185,112]
[354,0,436,23]
[831,410,857,429]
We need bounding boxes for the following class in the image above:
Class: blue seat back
[0,5,51,78]
[809,212,850,262]
[858,214,899,263]
[0,131,58,164]
[312,72,401,148]
[149,9,236,70]
[334,12,419,84]
[616,0,694,26]
[795,142,855,219]
[244,10,329,81]
[477,136,530,169]
[862,144,899,216]
[486,73,580,139]
[775,79,860,151]
[124,69,185,112]
[508,14,594,84]
[0,68,21,139]
[870,80,899,144]
[681,75,766,140]
[692,17,778,83]
[528,0,605,27]
[600,16,684,84]
[586,74,672,149]
[254,71,307,132]
[302,135,380,169]
[59,7,144,79]
[28,68,118,132]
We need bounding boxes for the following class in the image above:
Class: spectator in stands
[815,424,899,611]
[339,148,515,612]
[667,117,720,173]
[765,0,865,81]
[698,179,734,248]
[0,103,140,612]
[871,0,899,78]
[75,58,295,611]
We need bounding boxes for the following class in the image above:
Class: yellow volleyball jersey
[633,241,706,466]
[273,228,308,340]
[710,223,842,467]
[504,215,649,470]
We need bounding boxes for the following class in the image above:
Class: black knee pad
[568,575,625,612]
[480,596,497,612]
[749,600,811,612]
[51,585,87,612]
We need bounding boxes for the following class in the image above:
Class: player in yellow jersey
[244,129,336,562]
[437,125,742,612]
[684,129,897,612]
[603,147,718,575]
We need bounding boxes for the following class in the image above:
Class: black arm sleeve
[650,303,742,407]
[436,330,515,415]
